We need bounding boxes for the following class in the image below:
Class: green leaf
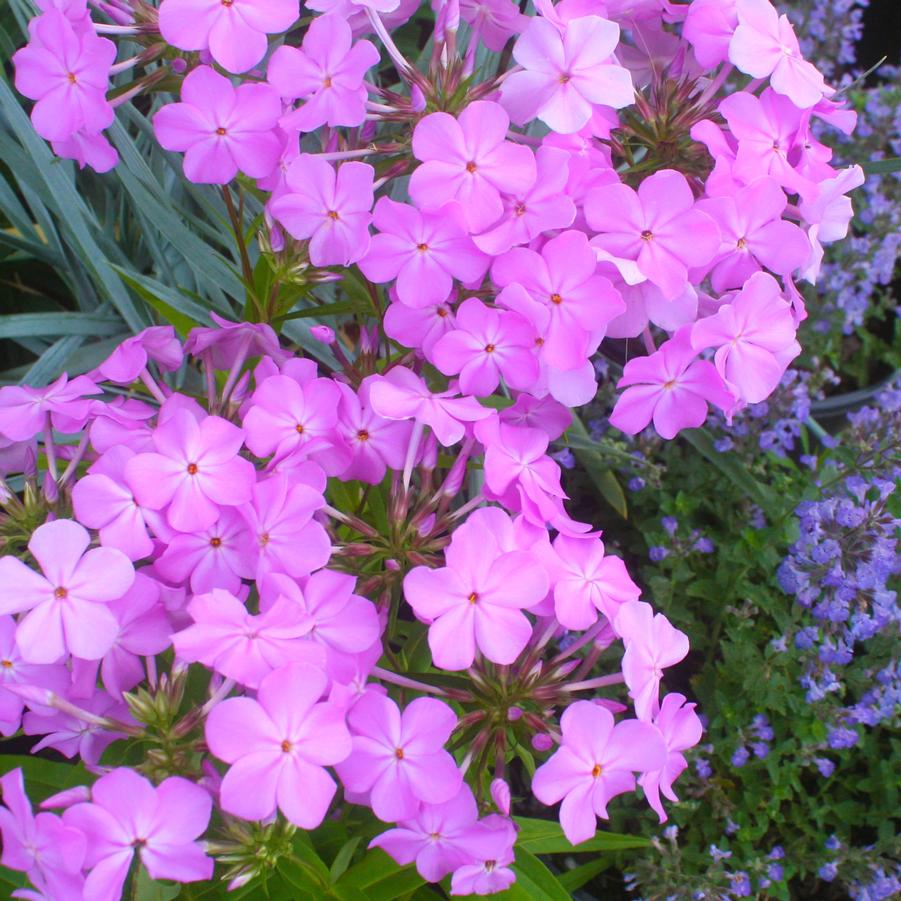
[329,836,362,882]
[509,848,571,900]
[513,817,650,855]
[114,268,207,337]
[0,755,91,803]
[558,855,611,892]
[336,849,424,901]
[566,415,628,518]
[861,157,901,175]
[134,866,182,901]
[0,312,123,339]
[681,427,778,513]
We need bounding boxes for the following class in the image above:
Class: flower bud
[310,325,335,345]
[490,778,511,816]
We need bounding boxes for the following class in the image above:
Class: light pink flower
[431,297,539,396]
[173,589,323,688]
[153,66,283,185]
[337,692,462,821]
[639,693,703,823]
[460,0,525,52]
[609,330,735,439]
[358,199,490,308]
[0,519,134,664]
[205,663,351,827]
[691,272,800,404]
[729,0,829,109]
[270,156,374,266]
[125,409,255,533]
[448,815,517,895]
[586,169,721,300]
[268,15,381,131]
[615,600,690,721]
[410,101,537,232]
[12,10,115,142]
[501,15,634,134]
[0,373,99,442]
[473,145,577,256]
[369,785,482,882]
[551,535,641,631]
[159,0,299,74]
[683,0,738,68]
[95,326,182,385]
[404,514,548,669]
[383,295,456,354]
[64,768,213,900]
[531,701,666,844]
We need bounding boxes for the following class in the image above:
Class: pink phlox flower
[155,508,257,594]
[369,784,483,882]
[493,230,624,370]
[80,572,172,699]
[718,88,813,198]
[270,155,375,266]
[460,0,526,52]
[87,396,156,454]
[410,101,537,232]
[682,0,737,68]
[204,662,352,827]
[23,690,133,765]
[586,169,721,300]
[403,509,548,669]
[335,378,414,485]
[268,14,380,131]
[696,177,811,292]
[159,0,299,74]
[476,417,591,535]
[615,600,690,721]
[729,0,829,109]
[125,408,255,533]
[501,15,635,134]
[153,66,283,185]
[638,692,703,823]
[609,329,735,439]
[240,473,331,580]
[359,199,490,308]
[95,326,183,385]
[531,700,666,844]
[605,280,699,340]
[52,127,118,172]
[448,814,517,895]
[431,297,539,396]
[0,616,69,737]
[691,271,800,404]
[173,589,324,688]
[0,373,99,442]
[64,768,213,899]
[242,372,345,469]
[337,692,462,821]
[0,768,86,900]
[368,366,493,447]
[72,445,166,561]
[551,534,641,630]
[500,393,572,441]
[35,0,92,33]
[0,519,134,664]
[259,570,382,681]
[12,10,115,142]
[384,294,456,354]
[473,145,577,255]
[185,312,287,370]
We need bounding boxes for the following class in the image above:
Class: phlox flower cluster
[3,0,865,896]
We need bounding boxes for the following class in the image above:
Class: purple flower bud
[310,325,335,345]
[170,58,188,74]
[531,733,553,752]
[490,778,511,816]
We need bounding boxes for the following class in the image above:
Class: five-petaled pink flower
[64,768,213,900]
[410,101,537,232]
[431,297,538,396]
[586,169,721,301]
[609,330,735,439]
[404,511,549,669]
[615,601,690,721]
[153,66,283,185]
[359,199,490,308]
[268,14,380,131]
[159,0,300,74]
[729,0,829,109]
[0,519,134,664]
[125,408,256,532]
[337,692,462,821]
[501,15,635,134]
[531,701,666,844]
[270,155,375,266]
[13,10,115,142]
[205,663,352,827]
